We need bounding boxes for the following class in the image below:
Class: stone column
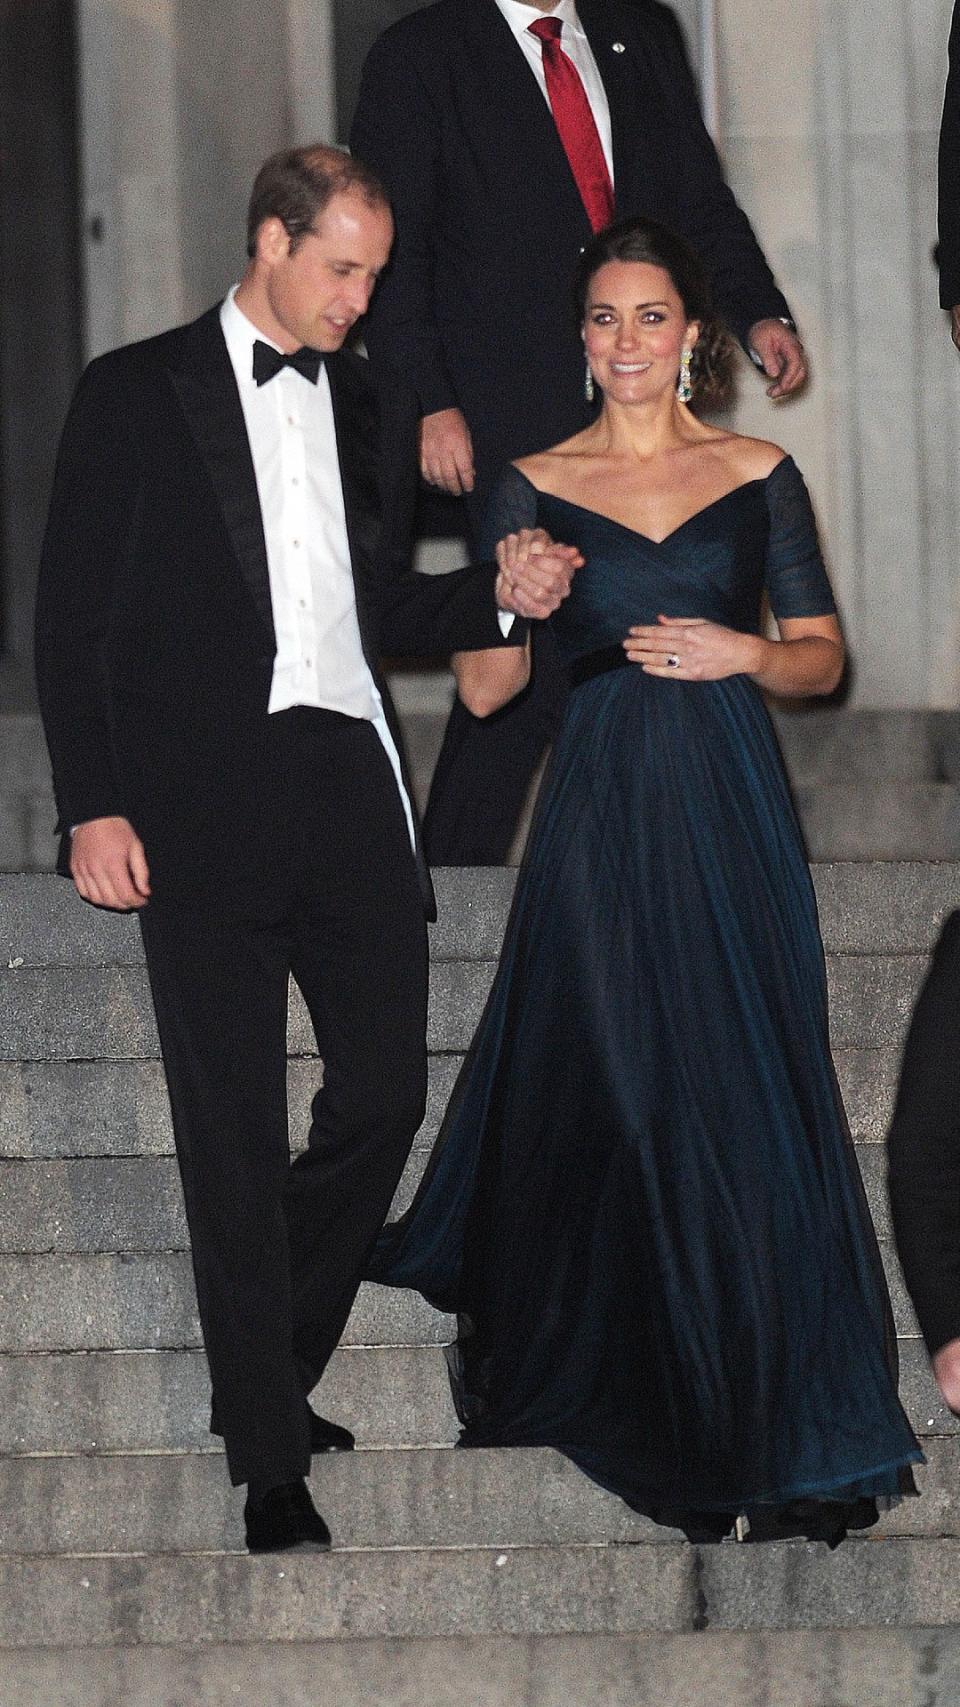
[75,0,338,350]
[714,0,960,708]
[76,0,185,353]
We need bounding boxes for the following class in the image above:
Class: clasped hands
[495,528,584,620]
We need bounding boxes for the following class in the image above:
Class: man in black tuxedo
[351,0,807,865]
[940,0,960,348]
[888,912,960,1417]
[35,145,575,1551]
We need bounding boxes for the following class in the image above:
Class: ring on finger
[666,653,681,669]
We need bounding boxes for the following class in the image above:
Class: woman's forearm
[452,638,532,718]
[745,633,844,698]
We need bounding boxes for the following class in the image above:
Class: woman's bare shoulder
[716,434,789,482]
[513,434,593,492]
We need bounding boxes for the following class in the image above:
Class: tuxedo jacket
[34,308,516,911]
[350,0,792,492]
[940,2,960,307]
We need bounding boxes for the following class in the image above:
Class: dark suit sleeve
[643,5,792,347]
[34,357,140,833]
[940,3,960,308]
[350,33,458,418]
[368,370,527,657]
[887,910,960,1358]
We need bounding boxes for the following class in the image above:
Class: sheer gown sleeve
[764,456,837,620]
[477,464,540,562]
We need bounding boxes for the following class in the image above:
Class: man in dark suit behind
[351,0,807,865]
[35,144,574,1552]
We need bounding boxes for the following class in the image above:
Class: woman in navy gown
[370,217,920,1545]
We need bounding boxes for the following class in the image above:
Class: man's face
[260,191,394,352]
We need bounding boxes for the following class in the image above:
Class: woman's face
[583,259,700,405]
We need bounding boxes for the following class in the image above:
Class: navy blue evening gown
[369,457,921,1543]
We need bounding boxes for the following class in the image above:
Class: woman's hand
[624,614,761,680]
[624,611,845,697]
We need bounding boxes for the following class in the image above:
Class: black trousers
[888,909,960,1359]
[139,709,428,1488]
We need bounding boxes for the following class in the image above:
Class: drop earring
[585,357,595,403]
[677,348,693,404]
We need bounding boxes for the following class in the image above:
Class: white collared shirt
[493,0,615,184]
[220,288,416,849]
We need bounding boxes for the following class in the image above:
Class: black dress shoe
[244,1478,332,1553]
[210,1401,355,1455]
[308,1406,355,1454]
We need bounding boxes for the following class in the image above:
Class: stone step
[0,962,496,1059]
[0,1245,920,1354]
[3,1536,960,1647]
[0,1335,948,1458]
[0,1258,452,1353]
[0,1346,459,1455]
[7,1627,960,1707]
[2,865,959,966]
[0,951,935,1063]
[0,870,517,968]
[0,1053,465,1161]
[0,1438,955,1558]
[794,784,960,862]
[0,1044,899,1160]
[0,1447,664,1555]
[0,1139,893,1257]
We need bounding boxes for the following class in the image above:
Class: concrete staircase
[3,864,960,1705]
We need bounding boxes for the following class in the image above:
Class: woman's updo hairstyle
[575,215,735,410]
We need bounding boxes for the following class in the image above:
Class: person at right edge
[351,0,807,865]
[939,0,960,352]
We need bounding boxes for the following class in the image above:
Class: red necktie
[528,17,615,233]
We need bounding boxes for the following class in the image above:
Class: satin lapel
[465,0,593,236]
[578,0,650,211]
[164,308,275,640]
[325,352,381,656]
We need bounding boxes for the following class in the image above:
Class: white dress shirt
[220,288,416,849]
[493,0,615,184]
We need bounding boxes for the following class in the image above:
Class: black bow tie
[252,340,324,386]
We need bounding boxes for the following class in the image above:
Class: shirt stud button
[612,41,626,52]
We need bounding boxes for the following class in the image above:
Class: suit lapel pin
[612,41,626,52]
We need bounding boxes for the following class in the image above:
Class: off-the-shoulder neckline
[508,455,795,549]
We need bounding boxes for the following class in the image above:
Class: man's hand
[419,407,475,495]
[747,319,808,399]
[495,528,583,620]
[70,816,151,911]
[951,306,960,353]
[933,1336,960,1415]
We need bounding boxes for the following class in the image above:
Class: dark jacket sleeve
[365,364,527,658]
[887,909,960,1358]
[644,3,793,346]
[350,32,457,419]
[34,356,141,833]
[940,3,960,308]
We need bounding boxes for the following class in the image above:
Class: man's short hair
[246,144,388,257]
